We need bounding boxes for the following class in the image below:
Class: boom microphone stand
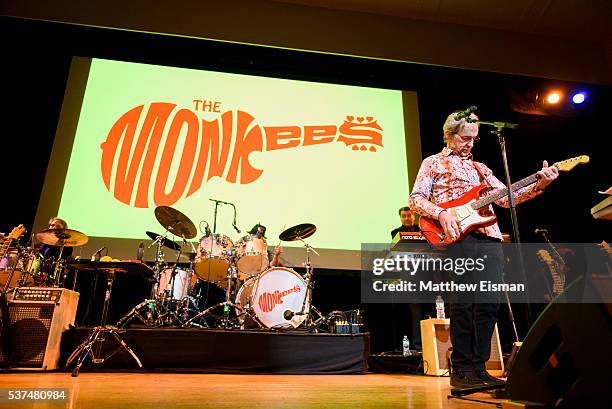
[479,120,531,377]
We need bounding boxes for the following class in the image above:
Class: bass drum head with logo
[235,267,308,329]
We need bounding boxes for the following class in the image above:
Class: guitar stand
[64,269,143,376]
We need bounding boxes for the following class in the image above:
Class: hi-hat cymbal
[145,231,182,251]
[36,228,89,247]
[279,223,316,241]
[154,206,197,239]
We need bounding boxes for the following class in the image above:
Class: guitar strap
[471,160,491,187]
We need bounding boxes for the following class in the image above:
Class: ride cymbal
[279,223,316,241]
[154,206,197,239]
[36,228,89,247]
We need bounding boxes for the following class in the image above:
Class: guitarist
[409,110,558,388]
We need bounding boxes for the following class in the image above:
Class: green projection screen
[35,57,421,269]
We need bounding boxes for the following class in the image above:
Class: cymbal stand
[284,238,320,326]
[51,243,67,287]
[65,269,143,377]
[116,236,179,328]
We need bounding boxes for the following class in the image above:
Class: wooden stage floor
[0,372,507,408]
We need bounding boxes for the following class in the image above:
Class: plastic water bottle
[402,335,410,357]
[436,295,445,319]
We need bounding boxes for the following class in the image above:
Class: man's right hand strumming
[439,210,461,241]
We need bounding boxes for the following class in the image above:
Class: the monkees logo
[258,285,302,313]
[101,102,384,208]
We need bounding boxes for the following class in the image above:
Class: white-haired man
[409,110,558,388]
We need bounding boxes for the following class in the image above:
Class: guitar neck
[0,238,13,260]
[472,173,539,210]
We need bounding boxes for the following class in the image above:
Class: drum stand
[65,269,143,377]
[184,257,250,329]
[116,236,186,328]
[289,240,324,327]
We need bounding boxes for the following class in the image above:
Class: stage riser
[61,328,369,374]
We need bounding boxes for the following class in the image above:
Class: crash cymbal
[154,206,197,239]
[145,231,182,251]
[279,223,316,241]
[36,228,89,247]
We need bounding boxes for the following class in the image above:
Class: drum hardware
[183,250,251,329]
[65,261,150,377]
[274,223,320,328]
[118,207,199,328]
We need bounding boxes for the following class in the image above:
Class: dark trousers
[448,234,503,373]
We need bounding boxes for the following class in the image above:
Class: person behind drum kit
[35,217,74,284]
[39,217,74,261]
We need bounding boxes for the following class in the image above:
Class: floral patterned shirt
[409,147,542,239]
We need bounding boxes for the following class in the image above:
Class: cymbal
[145,231,181,251]
[279,223,316,241]
[154,206,197,239]
[36,228,89,247]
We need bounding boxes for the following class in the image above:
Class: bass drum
[235,267,308,329]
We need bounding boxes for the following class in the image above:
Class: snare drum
[235,234,269,276]
[194,234,233,283]
[158,267,197,300]
[235,267,308,329]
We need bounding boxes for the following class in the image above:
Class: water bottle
[436,295,445,319]
[402,335,410,357]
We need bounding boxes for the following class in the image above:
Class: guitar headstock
[554,155,590,172]
[8,224,26,240]
[537,249,552,263]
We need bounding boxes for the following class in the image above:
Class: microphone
[284,310,295,320]
[91,246,107,261]
[233,223,241,234]
[454,106,478,122]
[535,228,548,235]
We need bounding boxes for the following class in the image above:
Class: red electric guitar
[418,155,590,246]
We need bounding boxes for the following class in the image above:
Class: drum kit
[116,206,322,331]
[1,225,89,292]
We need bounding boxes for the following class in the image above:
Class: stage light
[572,92,586,104]
[546,92,561,104]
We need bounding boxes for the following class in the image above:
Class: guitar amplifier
[420,318,504,376]
[1,287,79,370]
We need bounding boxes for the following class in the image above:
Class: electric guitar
[0,224,26,261]
[419,155,590,246]
[536,249,565,296]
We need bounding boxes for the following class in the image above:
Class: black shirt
[390,224,421,239]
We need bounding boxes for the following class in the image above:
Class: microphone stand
[479,120,529,378]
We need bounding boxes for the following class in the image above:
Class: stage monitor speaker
[505,275,612,407]
[0,287,79,370]
[420,318,503,376]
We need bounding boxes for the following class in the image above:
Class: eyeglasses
[456,133,480,142]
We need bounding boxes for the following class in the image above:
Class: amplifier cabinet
[3,287,79,370]
[420,318,503,376]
